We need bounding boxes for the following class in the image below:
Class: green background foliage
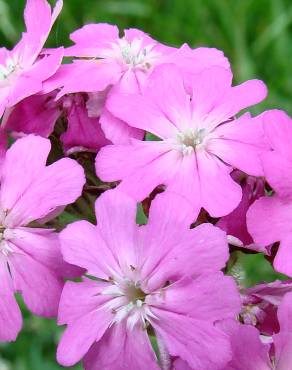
[0,0,291,368]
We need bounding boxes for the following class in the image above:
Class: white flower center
[0,226,12,256]
[0,55,20,86]
[106,37,160,70]
[102,268,156,329]
[176,128,208,155]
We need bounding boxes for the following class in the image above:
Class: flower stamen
[176,128,208,155]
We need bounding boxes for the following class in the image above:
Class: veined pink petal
[57,308,113,366]
[84,323,159,370]
[60,220,120,279]
[148,275,240,323]
[166,153,201,217]
[144,64,192,131]
[6,227,80,279]
[151,308,232,370]
[197,151,242,217]
[96,141,181,202]
[9,246,63,317]
[96,140,171,181]
[58,279,112,325]
[116,147,182,201]
[94,190,138,268]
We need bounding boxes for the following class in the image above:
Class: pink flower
[61,24,229,95]
[221,291,292,369]
[0,135,85,342]
[96,63,267,219]
[247,110,292,277]
[45,24,229,144]
[57,190,240,370]
[0,0,63,117]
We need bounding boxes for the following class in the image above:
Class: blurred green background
[0,0,291,369]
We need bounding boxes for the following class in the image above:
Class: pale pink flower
[0,0,63,117]
[0,135,85,342]
[60,24,229,95]
[247,110,292,277]
[96,63,268,219]
[45,24,229,144]
[57,190,240,370]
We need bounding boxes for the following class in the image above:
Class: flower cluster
[1,1,292,369]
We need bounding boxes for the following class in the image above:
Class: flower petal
[0,259,22,342]
[0,135,51,214]
[60,220,120,279]
[197,151,242,217]
[151,308,232,370]
[5,156,85,227]
[57,308,112,366]
[9,245,63,317]
[84,322,159,370]
[106,92,178,139]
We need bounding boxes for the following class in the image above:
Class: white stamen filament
[102,268,158,330]
[104,37,160,70]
